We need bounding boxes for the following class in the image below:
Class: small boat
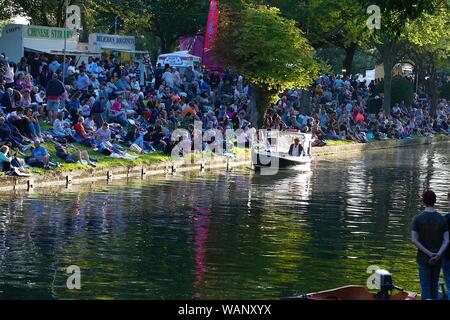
[285,269,419,300]
[289,285,417,300]
[252,150,312,169]
[252,131,313,171]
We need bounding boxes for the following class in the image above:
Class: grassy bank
[2,133,447,177]
[22,142,251,175]
[30,142,170,175]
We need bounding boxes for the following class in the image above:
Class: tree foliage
[97,0,209,53]
[364,0,445,113]
[214,4,320,91]
[403,1,450,115]
[257,0,369,75]
[213,3,320,125]
[0,0,208,53]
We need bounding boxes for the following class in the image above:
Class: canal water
[0,143,449,299]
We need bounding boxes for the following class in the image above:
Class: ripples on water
[0,144,449,299]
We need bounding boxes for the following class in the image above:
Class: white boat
[252,130,313,170]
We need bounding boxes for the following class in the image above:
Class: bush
[373,77,414,107]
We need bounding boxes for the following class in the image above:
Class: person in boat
[411,190,449,300]
[288,137,304,157]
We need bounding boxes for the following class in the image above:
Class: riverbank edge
[312,135,450,157]
[0,135,448,192]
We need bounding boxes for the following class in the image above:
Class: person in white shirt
[53,112,71,137]
[83,115,96,132]
[162,68,174,88]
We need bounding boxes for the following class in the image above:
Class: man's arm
[429,231,450,264]
[411,231,434,257]
[437,231,449,257]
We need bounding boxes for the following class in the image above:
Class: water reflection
[0,143,448,299]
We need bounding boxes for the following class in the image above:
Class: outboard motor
[374,270,404,299]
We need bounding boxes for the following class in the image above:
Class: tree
[364,0,442,114]
[213,3,320,126]
[0,0,81,27]
[403,3,450,116]
[101,0,209,53]
[260,0,369,76]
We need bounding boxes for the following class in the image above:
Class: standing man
[184,66,195,90]
[411,190,449,300]
[91,96,107,129]
[154,63,163,90]
[75,68,91,97]
[46,73,66,125]
[443,191,450,299]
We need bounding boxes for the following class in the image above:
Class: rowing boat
[288,285,417,300]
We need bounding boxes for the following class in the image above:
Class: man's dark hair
[422,189,437,207]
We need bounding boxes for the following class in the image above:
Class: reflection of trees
[301,145,447,293]
[0,143,448,298]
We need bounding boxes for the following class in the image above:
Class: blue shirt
[31,146,48,162]
[76,74,90,90]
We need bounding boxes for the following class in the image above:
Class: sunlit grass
[325,140,356,146]
[22,143,250,175]
[25,142,171,175]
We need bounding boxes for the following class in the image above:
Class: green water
[0,143,449,299]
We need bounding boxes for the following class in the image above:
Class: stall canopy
[49,50,101,56]
[24,46,54,54]
[98,47,148,55]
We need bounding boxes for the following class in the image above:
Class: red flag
[204,0,219,50]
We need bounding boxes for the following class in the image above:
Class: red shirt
[74,123,88,139]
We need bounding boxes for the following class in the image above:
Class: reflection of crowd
[264,74,450,146]
[0,52,255,173]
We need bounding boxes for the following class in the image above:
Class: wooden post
[66,175,73,188]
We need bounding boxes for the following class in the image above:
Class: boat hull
[286,285,417,300]
[252,151,312,170]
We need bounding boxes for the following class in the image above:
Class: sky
[12,16,30,25]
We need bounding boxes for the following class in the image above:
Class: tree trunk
[56,1,64,27]
[430,69,438,118]
[382,43,395,115]
[160,36,175,53]
[343,42,357,77]
[79,10,89,43]
[253,86,272,129]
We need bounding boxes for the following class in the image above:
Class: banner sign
[204,0,219,50]
[163,56,184,66]
[89,34,136,51]
[24,26,76,41]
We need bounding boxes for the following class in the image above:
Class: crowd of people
[265,75,450,146]
[0,53,255,174]
[0,51,449,174]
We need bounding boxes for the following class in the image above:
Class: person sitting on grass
[94,122,112,144]
[83,114,96,133]
[0,145,12,172]
[73,116,95,147]
[0,145,30,175]
[24,108,43,142]
[53,112,72,138]
[26,140,51,169]
[0,116,27,149]
[54,143,96,167]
